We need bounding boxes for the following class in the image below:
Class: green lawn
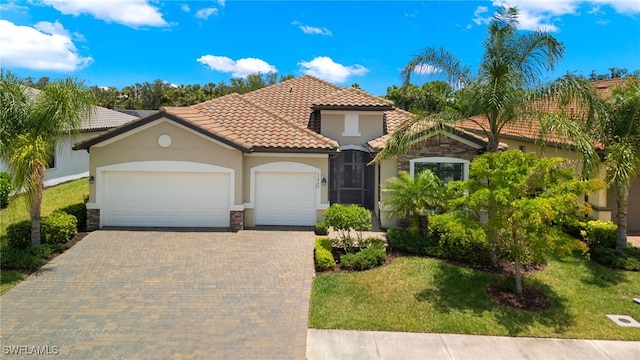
[310,254,640,340]
[0,178,89,241]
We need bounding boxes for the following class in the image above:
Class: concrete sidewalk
[306,329,640,360]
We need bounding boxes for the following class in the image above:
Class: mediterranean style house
[73,75,637,233]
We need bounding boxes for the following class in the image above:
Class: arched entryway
[329,149,375,209]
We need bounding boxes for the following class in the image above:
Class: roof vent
[289,86,293,93]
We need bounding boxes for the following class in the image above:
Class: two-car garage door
[102,171,230,227]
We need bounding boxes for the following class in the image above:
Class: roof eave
[73,111,251,153]
[311,105,394,111]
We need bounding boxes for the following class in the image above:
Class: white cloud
[0,20,93,71]
[197,55,277,78]
[181,4,191,12]
[42,0,167,28]
[298,56,368,83]
[292,20,332,36]
[196,7,218,20]
[0,0,28,12]
[473,6,491,25]
[218,0,226,6]
[478,1,640,32]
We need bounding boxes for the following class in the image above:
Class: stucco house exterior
[74,75,633,232]
[0,103,138,187]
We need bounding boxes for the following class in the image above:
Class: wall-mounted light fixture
[321,177,327,186]
[89,175,95,183]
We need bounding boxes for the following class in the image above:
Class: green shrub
[314,238,336,271]
[314,221,328,236]
[359,237,386,249]
[592,246,640,271]
[323,204,371,253]
[56,202,87,231]
[583,220,617,249]
[340,245,386,271]
[387,228,430,255]
[0,172,12,208]
[41,212,77,245]
[428,213,492,267]
[0,245,52,270]
[6,220,32,249]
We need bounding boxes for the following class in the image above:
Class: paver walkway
[1,230,316,359]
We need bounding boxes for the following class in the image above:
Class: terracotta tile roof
[243,75,343,129]
[455,78,630,148]
[312,87,394,109]
[164,93,338,151]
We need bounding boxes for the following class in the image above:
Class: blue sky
[1,0,639,96]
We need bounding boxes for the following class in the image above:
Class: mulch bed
[486,283,551,311]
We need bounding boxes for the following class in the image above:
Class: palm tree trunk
[616,185,629,250]
[29,162,45,246]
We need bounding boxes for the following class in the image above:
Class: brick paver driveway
[1,230,316,359]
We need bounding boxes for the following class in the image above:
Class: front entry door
[329,150,374,209]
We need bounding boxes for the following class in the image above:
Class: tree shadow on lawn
[414,261,574,336]
[578,257,629,288]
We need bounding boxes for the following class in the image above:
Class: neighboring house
[456,78,640,234]
[74,75,627,231]
[0,98,138,187]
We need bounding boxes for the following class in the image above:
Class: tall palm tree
[601,78,640,249]
[375,7,605,261]
[0,72,93,245]
[377,7,603,165]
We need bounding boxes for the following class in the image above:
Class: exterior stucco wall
[609,178,640,234]
[242,154,329,227]
[87,119,243,204]
[319,112,384,145]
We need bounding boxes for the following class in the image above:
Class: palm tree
[0,72,93,245]
[375,7,605,262]
[381,170,443,235]
[602,78,640,249]
[377,6,602,162]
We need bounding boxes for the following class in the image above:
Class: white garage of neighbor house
[74,75,624,231]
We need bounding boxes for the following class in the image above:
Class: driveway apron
[1,230,316,359]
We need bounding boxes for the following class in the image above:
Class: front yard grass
[310,254,640,340]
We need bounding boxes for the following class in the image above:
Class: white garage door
[255,172,317,226]
[103,171,230,227]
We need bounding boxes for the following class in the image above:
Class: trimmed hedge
[592,246,640,271]
[6,213,77,249]
[314,221,328,236]
[56,202,87,231]
[583,220,617,249]
[0,245,53,270]
[314,238,336,271]
[340,245,386,271]
[387,228,429,255]
[42,212,77,245]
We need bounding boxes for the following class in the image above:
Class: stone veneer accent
[230,210,244,231]
[397,135,482,172]
[87,208,100,231]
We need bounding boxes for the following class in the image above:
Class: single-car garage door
[254,172,317,226]
[103,171,230,227]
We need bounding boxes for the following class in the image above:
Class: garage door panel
[255,172,317,226]
[103,171,230,227]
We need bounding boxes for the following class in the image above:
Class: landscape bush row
[1,202,87,270]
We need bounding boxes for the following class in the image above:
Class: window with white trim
[409,157,469,184]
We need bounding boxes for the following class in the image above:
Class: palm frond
[401,47,472,86]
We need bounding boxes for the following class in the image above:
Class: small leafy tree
[381,170,443,235]
[464,151,604,294]
[323,204,371,253]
